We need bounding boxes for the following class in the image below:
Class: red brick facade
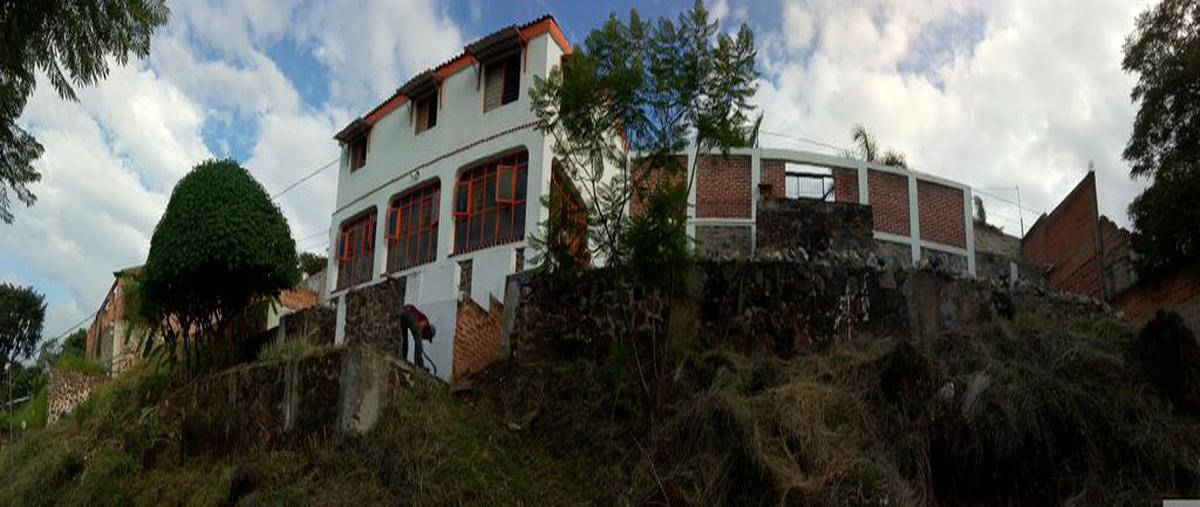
[760,159,787,201]
[630,157,686,217]
[695,155,752,218]
[452,297,504,381]
[1022,173,1103,299]
[1113,272,1200,331]
[868,171,910,236]
[833,168,859,204]
[917,181,966,248]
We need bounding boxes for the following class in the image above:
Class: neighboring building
[1021,171,1138,301]
[86,266,318,374]
[1020,170,1200,332]
[677,151,976,273]
[324,15,981,381]
[85,266,142,374]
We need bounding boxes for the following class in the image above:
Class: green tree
[140,159,298,369]
[297,252,327,277]
[0,283,45,365]
[530,0,759,277]
[1122,0,1200,180]
[1122,0,1200,275]
[1128,169,1200,277]
[844,124,908,168]
[0,0,170,224]
[973,195,988,225]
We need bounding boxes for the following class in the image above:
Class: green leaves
[529,0,761,278]
[0,0,169,223]
[1122,0,1200,180]
[0,282,46,364]
[141,159,298,369]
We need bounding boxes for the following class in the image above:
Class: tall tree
[1123,0,1200,275]
[1122,0,1200,180]
[297,252,327,277]
[530,0,759,273]
[139,159,298,369]
[0,283,45,365]
[0,0,170,224]
[844,124,908,168]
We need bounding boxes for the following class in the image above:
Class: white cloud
[296,0,465,109]
[758,0,1151,232]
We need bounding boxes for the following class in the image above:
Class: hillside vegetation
[1,300,1197,505]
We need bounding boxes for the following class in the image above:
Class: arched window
[336,209,377,290]
[386,180,440,272]
[453,151,528,254]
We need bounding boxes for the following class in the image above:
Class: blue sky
[4,0,1153,349]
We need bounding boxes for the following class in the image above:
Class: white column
[857,162,870,205]
[908,174,921,264]
[963,186,977,277]
[686,145,698,239]
[750,148,761,257]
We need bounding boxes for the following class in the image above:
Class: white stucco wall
[323,31,566,381]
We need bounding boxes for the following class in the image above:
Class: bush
[141,159,299,369]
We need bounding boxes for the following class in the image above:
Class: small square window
[483,52,521,112]
[349,137,368,171]
[415,95,437,133]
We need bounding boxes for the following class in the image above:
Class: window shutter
[483,61,505,112]
[496,163,516,203]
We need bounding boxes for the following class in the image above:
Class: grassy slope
[1,309,1198,505]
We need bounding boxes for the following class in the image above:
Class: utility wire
[270,157,339,200]
[759,129,851,154]
[44,310,99,345]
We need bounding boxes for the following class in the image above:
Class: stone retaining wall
[47,368,110,425]
[756,198,874,256]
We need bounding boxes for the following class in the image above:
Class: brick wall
[1114,271,1200,332]
[1021,173,1102,299]
[833,168,859,204]
[760,159,787,201]
[696,154,752,218]
[630,157,686,217]
[917,180,966,248]
[452,297,504,381]
[868,171,909,236]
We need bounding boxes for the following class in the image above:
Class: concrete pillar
[750,148,761,257]
[857,162,870,205]
[963,187,977,277]
[908,174,921,264]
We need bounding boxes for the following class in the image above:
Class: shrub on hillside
[1133,310,1200,412]
[140,159,298,369]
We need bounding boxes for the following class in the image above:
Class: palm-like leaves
[844,123,908,169]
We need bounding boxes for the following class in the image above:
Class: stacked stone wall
[344,277,406,349]
[47,368,110,425]
[755,198,874,256]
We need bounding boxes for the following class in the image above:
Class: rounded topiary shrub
[142,159,298,345]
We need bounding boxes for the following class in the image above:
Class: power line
[759,129,850,154]
[45,311,98,345]
[270,157,339,200]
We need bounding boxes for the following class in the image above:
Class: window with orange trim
[415,95,437,133]
[349,136,368,171]
[453,151,528,254]
[483,52,521,112]
[386,181,440,272]
[336,211,377,290]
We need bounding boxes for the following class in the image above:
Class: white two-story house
[324,16,578,381]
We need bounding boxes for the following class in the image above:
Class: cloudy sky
[2,0,1153,345]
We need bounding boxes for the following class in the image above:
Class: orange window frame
[386,181,441,272]
[336,211,376,290]
[453,151,528,254]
